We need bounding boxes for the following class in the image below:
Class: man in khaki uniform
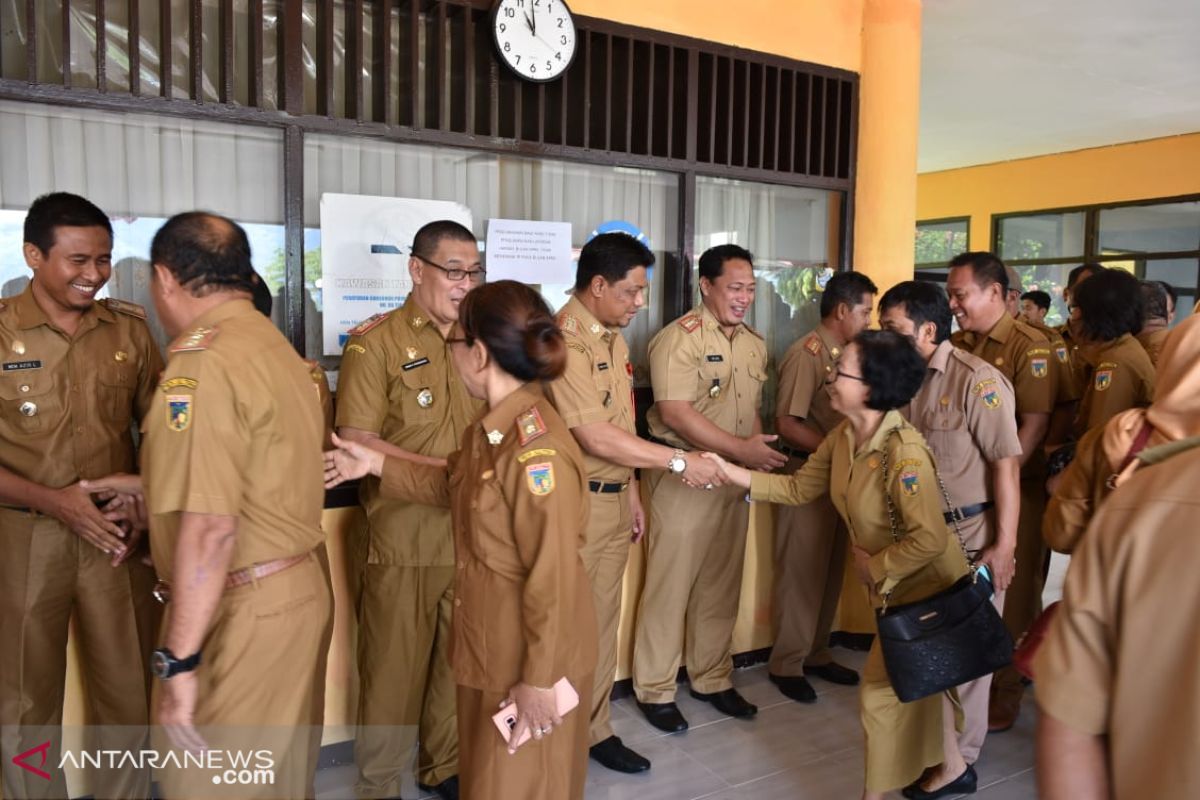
[947,251,1057,732]
[336,220,484,800]
[768,271,876,704]
[1035,439,1200,800]
[1136,280,1171,367]
[141,212,330,798]
[632,244,785,732]
[1058,263,1105,398]
[544,234,720,773]
[0,193,161,800]
[880,281,1022,770]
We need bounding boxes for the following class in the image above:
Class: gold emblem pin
[12,340,25,355]
[114,350,128,362]
[19,401,37,417]
[831,346,841,357]
[487,429,504,446]
[481,469,495,480]
[417,388,434,408]
[994,357,1005,367]
[412,316,425,328]
[939,396,950,406]
[709,383,721,399]
[589,323,602,335]
[406,346,419,360]
[868,456,880,470]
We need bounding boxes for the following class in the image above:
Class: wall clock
[492,0,578,83]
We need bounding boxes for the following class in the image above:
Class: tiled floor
[317,558,1065,800]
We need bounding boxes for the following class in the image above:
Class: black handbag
[874,429,1014,703]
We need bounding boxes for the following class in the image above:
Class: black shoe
[688,687,757,719]
[806,662,860,686]
[901,765,977,799]
[768,673,817,703]
[589,735,651,773]
[418,775,459,800]
[637,701,689,733]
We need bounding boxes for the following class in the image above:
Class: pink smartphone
[492,677,579,746]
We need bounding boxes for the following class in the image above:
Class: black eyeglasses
[445,337,471,347]
[829,367,868,384]
[415,255,485,283]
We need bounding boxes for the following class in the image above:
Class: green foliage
[261,247,323,294]
[915,229,968,266]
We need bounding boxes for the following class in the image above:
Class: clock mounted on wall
[492,0,578,83]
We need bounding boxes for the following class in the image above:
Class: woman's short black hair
[1074,268,1144,341]
[855,329,927,412]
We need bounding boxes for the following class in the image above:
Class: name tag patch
[706,354,724,362]
[2,360,41,372]
[402,357,431,371]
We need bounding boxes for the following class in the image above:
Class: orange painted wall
[569,0,864,73]
[917,132,1200,249]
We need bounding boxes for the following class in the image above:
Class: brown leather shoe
[987,693,1020,732]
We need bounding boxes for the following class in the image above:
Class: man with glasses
[336,220,485,800]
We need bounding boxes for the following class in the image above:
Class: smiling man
[0,193,162,800]
[631,244,785,733]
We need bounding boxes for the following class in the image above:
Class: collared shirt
[335,294,483,566]
[543,295,636,483]
[750,410,969,607]
[1025,318,1081,404]
[902,340,1021,514]
[1136,327,1170,367]
[775,323,843,439]
[0,284,162,491]
[1073,333,1155,439]
[646,303,768,450]
[378,383,598,693]
[144,299,325,579]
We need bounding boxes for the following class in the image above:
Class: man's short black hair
[820,270,879,319]
[1020,290,1051,312]
[1154,280,1178,311]
[23,192,113,254]
[856,330,927,411]
[412,220,476,261]
[698,244,753,283]
[879,281,952,344]
[150,212,257,296]
[948,251,1008,294]
[1074,268,1144,341]
[251,272,273,317]
[1140,280,1169,322]
[574,233,655,292]
[1066,262,1104,290]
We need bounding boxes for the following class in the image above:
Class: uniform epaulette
[170,326,218,353]
[557,312,580,335]
[102,297,147,319]
[516,405,548,446]
[742,323,763,340]
[676,314,702,333]
[347,312,389,337]
[803,335,822,356]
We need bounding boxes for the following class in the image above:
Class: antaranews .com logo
[12,741,276,787]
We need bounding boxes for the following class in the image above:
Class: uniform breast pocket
[0,372,57,433]
[397,364,439,425]
[698,359,732,402]
[924,412,967,473]
[99,365,136,423]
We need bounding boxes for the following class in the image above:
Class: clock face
[492,0,577,83]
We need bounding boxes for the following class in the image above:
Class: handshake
[673,450,757,492]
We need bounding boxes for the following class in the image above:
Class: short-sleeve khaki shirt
[335,295,483,566]
[1136,327,1170,367]
[951,313,1056,418]
[646,304,768,449]
[902,340,1022,513]
[774,324,843,443]
[543,295,635,483]
[1026,318,1080,404]
[144,299,325,580]
[1073,333,1155,439]
[0,285,162,492]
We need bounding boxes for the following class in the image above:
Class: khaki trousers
[355,565,457,796]
[456,671,593,800]
[155,553,331,800]
[0,510,158,800]
[991,478,1047,705]
[578,490,633,746]
[633,473,749,703]
[305,543,335,799]
[768,478,845,676]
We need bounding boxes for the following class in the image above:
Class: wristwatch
[667,449,687,475]
[151,647,202,680]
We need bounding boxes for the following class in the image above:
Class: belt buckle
[950,507,965,523]
[152,580,172,605]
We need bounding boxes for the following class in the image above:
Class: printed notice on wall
[320,193,473,355]
[484,219,574,284]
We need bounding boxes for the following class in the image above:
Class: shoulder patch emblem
[893,457,923,472]
[677,314,701,333]
[102,297,147,319]
[558,313,580,334]
[160,376,198,393]
[518,448,557,463]
[804,336,821,356]
[516,406,548,446]
[981,386,1002,409]
[899,468,920,497]
[1094,366,1114,392]
[166,395,193,432]
[345,343,367,355]
[347,313,388,337]
[525,462,555,496]
[170,326,217,353]
[1055,345,1069,364]
[566,342,588,355]
[1030,357,1048,379]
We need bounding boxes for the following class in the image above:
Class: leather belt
[152,551,312,604]
[778,444,811,459]
[588,480,629,494]
[944,501,994,524]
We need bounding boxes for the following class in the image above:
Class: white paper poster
[319,193,472,355]
[484,219,574,285]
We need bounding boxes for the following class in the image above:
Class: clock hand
[530,2,537,34]
[523,10,534,34]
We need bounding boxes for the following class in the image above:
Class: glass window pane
[915,219,968,266]
[1098,202,1200,255]
[1143,258,1199,329]
[1009,264,1074,328]
[694,177,843,423]
[303,134,679,386]
[997,212,1085,261]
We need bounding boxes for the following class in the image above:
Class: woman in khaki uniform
[325,281,597,800]
[708,331,971,800]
